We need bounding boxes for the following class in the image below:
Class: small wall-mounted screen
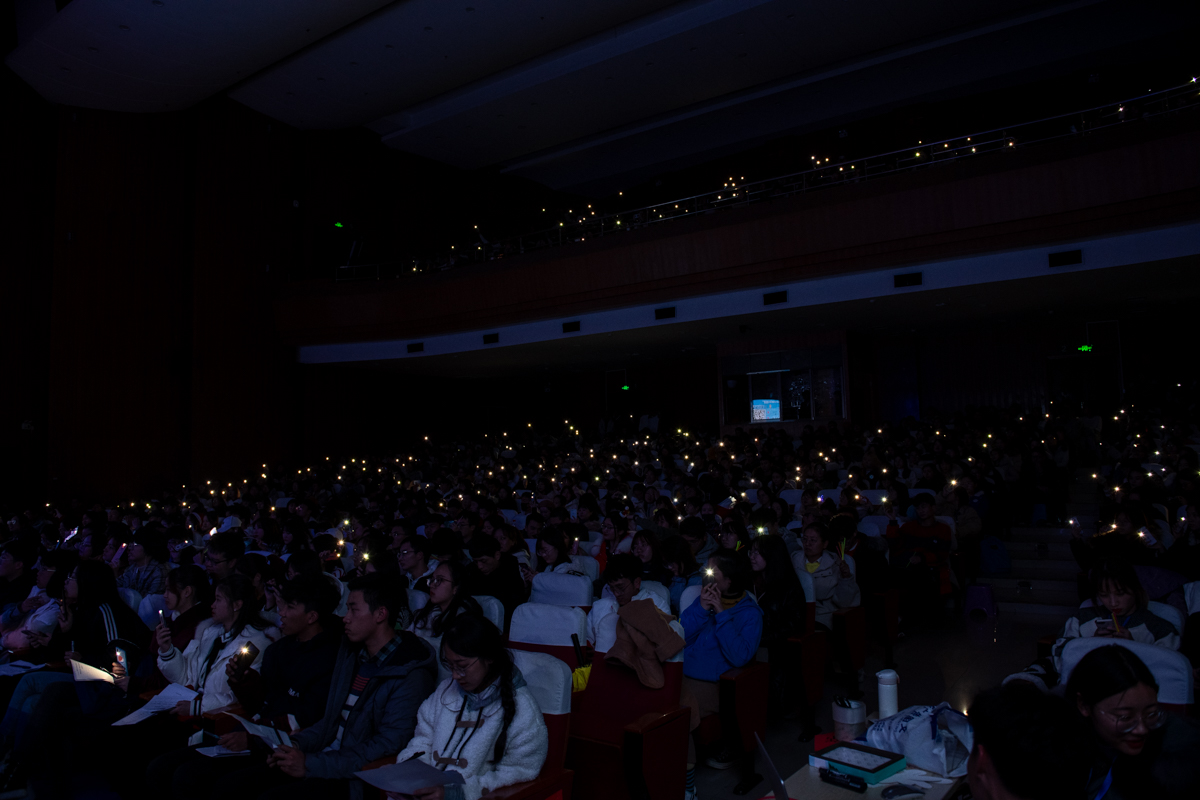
[752,398,781,421]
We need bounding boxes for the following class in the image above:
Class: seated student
[465,536,527,631]
[1068,645,1200,800]
[965,681,1093,800]
[0,551,75,656]
[398,535,437,593]
[157,573,275,716]
[410,561,481,661]
[630,530,675,586]
[493,524,532,568]
[116,529,171,599]
[145,575,342,800]
[126,564,214,698]
[394,615,549,800]
[792,522,861,630]
[884,493,952,624]
[661,535,703,617]
[680,550,763,776]
[0,540,37,619]
[1012,560,1182,692]
[205,530,246,582]
[521,527,584,582]
[679,516,718,567]
[587,553,672,649]
[212,573,436,800]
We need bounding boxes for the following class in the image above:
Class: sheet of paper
[70,660,113,683]
[111,683,198,726]
[354,760,466,793]
[224,712,293,748]
[196,745,252,758]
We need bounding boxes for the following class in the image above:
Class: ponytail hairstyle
[441,614,516,764]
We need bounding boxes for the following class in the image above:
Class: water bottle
[877,669,899,719]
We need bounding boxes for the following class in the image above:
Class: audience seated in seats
[680,549,763,779]
[393,615,549,800]
[145,574,342,800]
[965,681,1093,800]
[428,529,465,569]
[465,535,527,630]
[129,564,214,697]
[1072,510,1166,570]
[792,522,861,630]
[884,493,952,626]
[492,524,531,567]
[1067,645,1200,800]
[523,526,584,583]
[587,553,672,650]
[211,573,436,800]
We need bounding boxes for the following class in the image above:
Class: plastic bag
[865,702,973,777]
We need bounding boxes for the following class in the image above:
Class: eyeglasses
[204,556,229,567]
[1097,706,1166,733]
[443,657,479,677]
[427,576,454,588]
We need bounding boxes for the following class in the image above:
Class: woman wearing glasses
[410,561,482,681]
[1067,645,1200,799]
[393,614,548,800]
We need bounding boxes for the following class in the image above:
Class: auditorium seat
[567,653,689,800]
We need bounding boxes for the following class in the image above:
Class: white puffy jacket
[394,673,548,800]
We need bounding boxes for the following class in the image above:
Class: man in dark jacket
[465,536,527,631]
[214,573,436,800]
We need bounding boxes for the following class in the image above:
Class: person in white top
[587,554,672,649]
[395,614,548,800]
[0,552,71,653]
[157,573,274,716]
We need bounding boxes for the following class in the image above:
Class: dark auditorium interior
[0,1,1199,799]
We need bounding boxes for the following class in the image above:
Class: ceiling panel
[4,0,390,111]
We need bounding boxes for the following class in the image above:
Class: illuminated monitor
[752,398,781,421]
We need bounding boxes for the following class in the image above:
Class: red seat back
[571,654,683,746]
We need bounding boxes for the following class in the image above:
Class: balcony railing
[335,79,1200,282]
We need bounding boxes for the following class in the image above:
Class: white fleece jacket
[157,623,274,714]
[395,675,548,800]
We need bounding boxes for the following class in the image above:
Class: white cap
[876,669,899,685]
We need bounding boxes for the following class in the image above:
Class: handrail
[335,79,1200,282]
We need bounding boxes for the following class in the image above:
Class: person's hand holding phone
[156,622,174,654]
[112,662,129,693]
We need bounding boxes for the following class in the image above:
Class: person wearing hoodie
[792,522,861,630]
[394,614,548,800]
[213,572,436,800]
[680,549,763,786]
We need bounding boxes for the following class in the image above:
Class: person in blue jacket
[680,549,763,795]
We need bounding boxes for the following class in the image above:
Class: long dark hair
[215,574,269,637]
[441,614,516,764]
[412,560,481,637]
[166,564,213,611]
[71,559,123,611]
[1066,645,1158,709]
[751,534,804,601]
[535,526,573,571]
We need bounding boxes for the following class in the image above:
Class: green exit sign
[1078,345,1093,352]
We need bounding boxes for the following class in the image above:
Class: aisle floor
[695,612,1063,798]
